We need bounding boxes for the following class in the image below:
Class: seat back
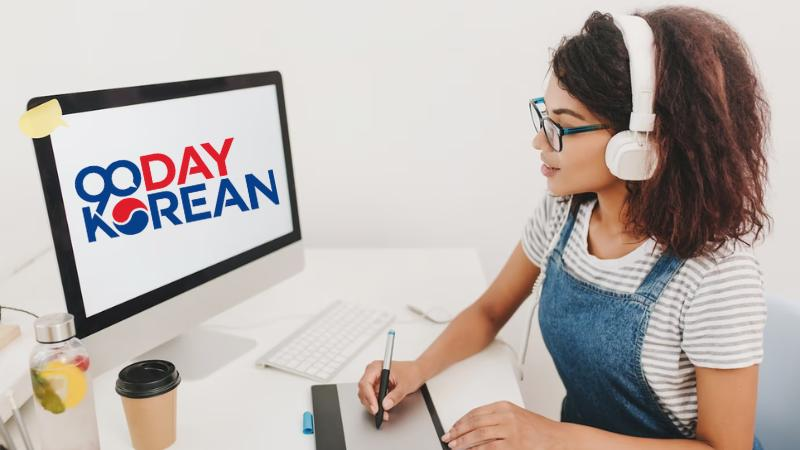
[755,295,800,449]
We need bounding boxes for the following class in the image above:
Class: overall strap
[552,207,578,257]
[635,250,685,303]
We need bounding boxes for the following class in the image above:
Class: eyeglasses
[529,97,610,152]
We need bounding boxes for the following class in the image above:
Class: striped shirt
[521,194,767,437]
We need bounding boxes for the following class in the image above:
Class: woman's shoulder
[676,241,766,369]
[669,240,762,305]
[680,240,762,285]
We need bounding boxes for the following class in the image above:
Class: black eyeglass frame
[529,97,610,152]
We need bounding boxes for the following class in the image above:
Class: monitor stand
[135,325,257,380]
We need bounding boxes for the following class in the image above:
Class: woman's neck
[588,183,648,258]
[593,182,629,234]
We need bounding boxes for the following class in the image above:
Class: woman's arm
[555,365,759,449]
[416,241,540,381]
[694,365,759,449]
[441,365,760,449]
[358,241,541,417]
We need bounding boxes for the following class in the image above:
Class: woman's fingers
[457,401,507,423]
[446,401,513,438]
[380,382,409,411]
[358,360,422,418]
[445,424,504,449]
[443,412,502,443]
[357,361,383,413]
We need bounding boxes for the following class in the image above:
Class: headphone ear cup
[605,130,657,181]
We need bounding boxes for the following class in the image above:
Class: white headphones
[516,14,660,379]
[604,13,659,181]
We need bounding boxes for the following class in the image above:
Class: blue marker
[375,329,395,429]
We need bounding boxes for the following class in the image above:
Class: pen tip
[388,329,395,336]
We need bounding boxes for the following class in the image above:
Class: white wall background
[1,0,797,303]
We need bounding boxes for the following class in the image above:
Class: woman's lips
[541,163,560,177]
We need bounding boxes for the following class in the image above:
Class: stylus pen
[375,329,395,429]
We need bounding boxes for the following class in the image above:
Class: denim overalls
[537,209,764,449]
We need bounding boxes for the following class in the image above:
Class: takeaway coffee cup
[115,360,181,450]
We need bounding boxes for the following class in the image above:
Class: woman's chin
[546,182,587,198]
[545,179,569,197]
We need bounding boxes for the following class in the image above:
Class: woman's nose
[532,129,548,152]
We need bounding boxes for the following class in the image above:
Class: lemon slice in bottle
[39,360,87,409]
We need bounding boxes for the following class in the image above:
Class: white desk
[5,248,524,449]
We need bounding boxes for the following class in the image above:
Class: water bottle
[29,313,100,450]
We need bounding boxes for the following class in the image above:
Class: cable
[405,304,453,324]
[0,305,39,322]
[518,299,540,381]
[517,198,572,381]
[6,391,33,450]
[519,275,545,370]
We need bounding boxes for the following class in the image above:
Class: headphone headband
[611,14,657,132]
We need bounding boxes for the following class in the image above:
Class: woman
[358,6,770,449]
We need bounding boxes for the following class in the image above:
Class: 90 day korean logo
[74,137,281,243]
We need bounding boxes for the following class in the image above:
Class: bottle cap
[34,313,76,344]
[116,360,181,399]
[303,411,314,434]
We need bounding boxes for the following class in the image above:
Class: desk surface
[9,248,524,449]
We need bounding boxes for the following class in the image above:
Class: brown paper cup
[120,388,177,450]
[116,360,181,450]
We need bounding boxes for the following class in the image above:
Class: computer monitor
[29,71,304,375]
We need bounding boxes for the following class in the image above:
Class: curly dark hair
[551,6,771,259]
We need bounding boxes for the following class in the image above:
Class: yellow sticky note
[19,98,68,138]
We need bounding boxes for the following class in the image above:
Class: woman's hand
[357,359,426,421]
[441,401,563,449]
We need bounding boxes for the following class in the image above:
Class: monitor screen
[30,72,301,337]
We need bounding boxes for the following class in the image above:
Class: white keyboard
[256,300,395,382]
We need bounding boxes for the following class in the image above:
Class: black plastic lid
[115,360,181,399]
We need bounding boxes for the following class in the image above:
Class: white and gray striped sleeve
[520,194,566,267]
[680,249,767,369]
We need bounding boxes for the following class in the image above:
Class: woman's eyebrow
[550,107,586,121]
